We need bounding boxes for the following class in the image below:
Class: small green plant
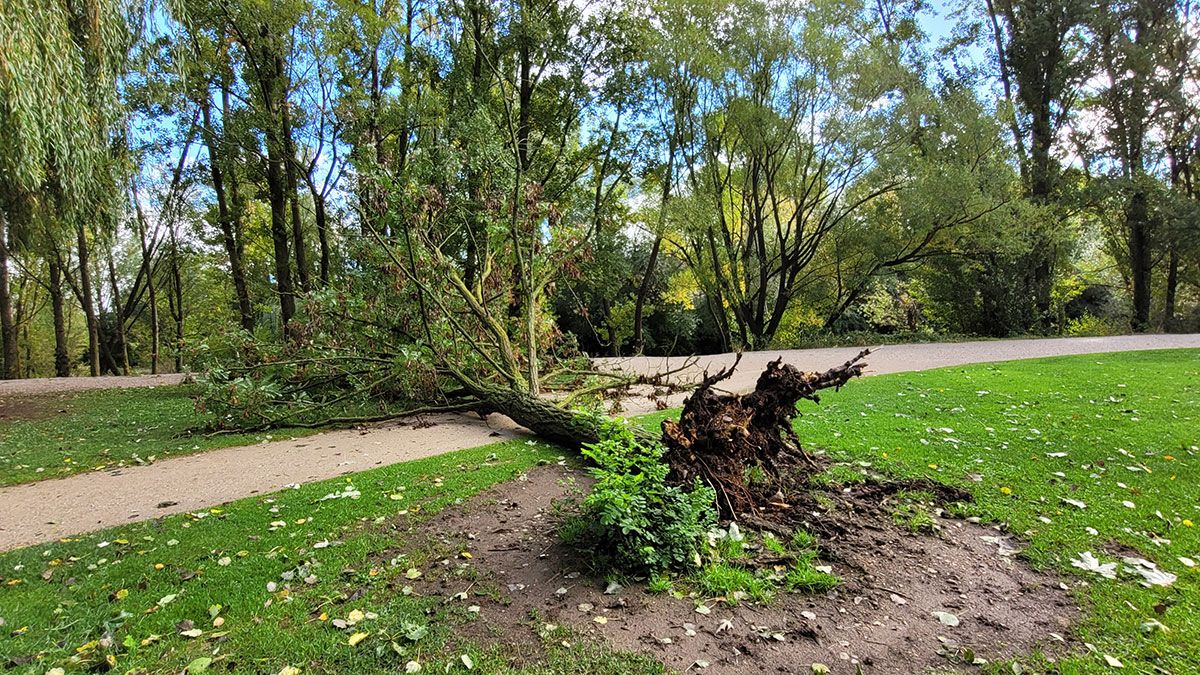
[762,533,788,555]
[890,491,939,533]
[647,573,673,594]
[785,554,839,593]
[692,564,772,603]
[706,523,748,561]
[561,421,718,573]
[790,529,818,551]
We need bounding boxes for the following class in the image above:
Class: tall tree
[984,0,1088,328]
[1092,0,1186,330]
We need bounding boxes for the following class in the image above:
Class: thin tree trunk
[260,43,297,331]
[133,200,161,374]
[106,245,130,374]
[76,223,100,376]
[309,184,331,285]
[281,90,310,293]
[168,225,184,372]
[202,87,255,331]
[49,256,70,377]
[1162,246,1179,331]
[0,213,17,379]
[631,235,661,354]
[1127,186,1153,332]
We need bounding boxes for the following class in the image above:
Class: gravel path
[1,334,1197,551]
[0,373,186,396]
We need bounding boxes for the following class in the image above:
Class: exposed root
[661,350,870,520]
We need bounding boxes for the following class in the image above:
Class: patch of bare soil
[404,465,1079,674]
[0,393,76,422]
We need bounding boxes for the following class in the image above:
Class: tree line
[1,0,1198,380]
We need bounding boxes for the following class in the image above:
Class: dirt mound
[401,465,1079,674]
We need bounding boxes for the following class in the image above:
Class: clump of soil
[401,465,1078,674]
[0,393,74,422]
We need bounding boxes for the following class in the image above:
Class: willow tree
[0,0,143,377]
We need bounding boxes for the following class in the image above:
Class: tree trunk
[202,88,255,332]
[631,236,661,355]
[470,385,607,448]
[77,224,101,376]
[1162,245,1178,331]
[256,34,296,332]
[168,226,184,373]
[281,90,310,293]
[49,256,70,377]
[267,131,297,330]
[0,214,17,379]
[106,246,130,375]
[307,179,331,286]
[1127,186,1152,332]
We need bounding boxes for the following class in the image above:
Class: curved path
[2,334,1198,551]
[0,373,186,396]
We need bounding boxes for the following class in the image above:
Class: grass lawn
[0,386,313,487]
[1,349,1198,673]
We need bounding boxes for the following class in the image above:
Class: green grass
[0,438,661,673]
[690,563,772,603]
[2,349,1198,673]
[794,348,1200,674]
[0,386,313,487]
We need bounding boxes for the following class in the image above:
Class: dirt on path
[1,334,1198,552]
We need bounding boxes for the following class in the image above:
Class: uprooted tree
[194,0,887,549]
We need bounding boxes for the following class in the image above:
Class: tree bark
[202,85,255,332]
[0,213,17,379]
[134,200,161,374]
[76,223,101,376]
[1127,185,1152,332]
[311,184,331,286]
[106,245,130,375]
[259,40,297,331]
[1162,245,1178,331]
[49,256,70,377]
[167,223,184,372]
[470,384,607,448]
[281,89,310,293]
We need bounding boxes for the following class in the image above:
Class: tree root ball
[661,350,870,522]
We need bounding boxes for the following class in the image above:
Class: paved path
[0,373,187,396]
[2,334,1197,551]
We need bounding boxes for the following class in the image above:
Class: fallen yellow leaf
[348,632,369,647]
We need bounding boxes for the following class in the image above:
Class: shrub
[1065,314,1128,337]
[562,421,717,574]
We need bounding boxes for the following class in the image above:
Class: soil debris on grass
[0,393,75,422]
[398,464,1078,674]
